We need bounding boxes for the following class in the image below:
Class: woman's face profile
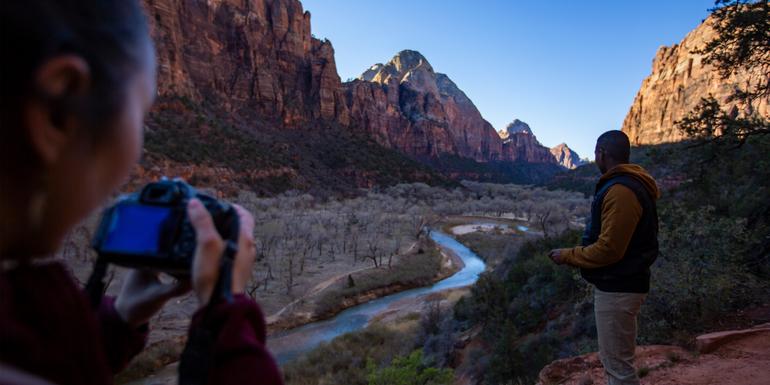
[25,40,157,253]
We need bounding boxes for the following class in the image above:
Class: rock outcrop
[346,53,563,164]
[550,143,585,169]
[621,17,769,146]
[142,0,349,127]
[537,324,770,385]
[497,119,557,164]
[344,50,507,162]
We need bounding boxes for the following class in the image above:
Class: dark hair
[596,130,631,163]
[0,0,151,173]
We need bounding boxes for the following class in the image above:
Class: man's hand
[548,249,567,265]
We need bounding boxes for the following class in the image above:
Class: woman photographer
[0,1,282,384]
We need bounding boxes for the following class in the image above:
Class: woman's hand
[187,198,256,308]
[114,270,191,329]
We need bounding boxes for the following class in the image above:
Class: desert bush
[453,230,594,384]
[366,349,453,385]
[455,232,527,268]
[639,203,761,344]
[420,299,459,368]
[282,325,419,385]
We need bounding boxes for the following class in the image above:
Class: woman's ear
[23,55,91,165]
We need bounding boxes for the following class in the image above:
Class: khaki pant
[594,288,646,385]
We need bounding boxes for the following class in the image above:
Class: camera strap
[210,240,238,304]
[178,239,238,385]
[85,255,109,309]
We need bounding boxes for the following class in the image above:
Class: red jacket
[0,262,283,385]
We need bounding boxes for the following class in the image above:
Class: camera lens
[142,182,181,204]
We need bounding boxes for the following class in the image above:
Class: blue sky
[301,0,715,159]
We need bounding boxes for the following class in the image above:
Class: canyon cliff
[345,51,561,165]
[550,143,584,169]
[143,0,349,127]
[139,0,567,191]
[497,119,558,164]
[344,50,504,162]
[621,17,769,146]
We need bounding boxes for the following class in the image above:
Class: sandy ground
[451,223,512,235]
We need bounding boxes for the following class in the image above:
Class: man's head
[594,130,630,174]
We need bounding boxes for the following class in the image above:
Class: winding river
[266,229,486,365]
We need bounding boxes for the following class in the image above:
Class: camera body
[92,178,239,274]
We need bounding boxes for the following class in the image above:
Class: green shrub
[366,349,453,385]
[640,203,762,344]
[454,230,595,384]
[283,325,419,385]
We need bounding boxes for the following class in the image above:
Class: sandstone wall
[621,18,769,145]
[142,0,349,127]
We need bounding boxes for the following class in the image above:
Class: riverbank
[119,220,514,383]
[267,228,488,364]
[267,216,533,333]
[266,234,463,333]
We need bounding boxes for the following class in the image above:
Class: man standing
[549,130,660,385]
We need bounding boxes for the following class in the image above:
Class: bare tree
[365,236,381,268]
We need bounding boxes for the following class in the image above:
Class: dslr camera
[91,178,239,274]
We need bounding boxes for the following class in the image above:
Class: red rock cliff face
[141,1,557,167]
[621,18,769,146]
[142,0,349,127]
[550,143,584,169]
[344,50,507,162]
[498,119,557,164]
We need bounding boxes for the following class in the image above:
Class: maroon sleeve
[189,294,283,385]
[96,296,149,373]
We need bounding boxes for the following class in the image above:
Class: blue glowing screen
[101,204,175,255]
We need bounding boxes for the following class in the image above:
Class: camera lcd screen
[101,204,178,255]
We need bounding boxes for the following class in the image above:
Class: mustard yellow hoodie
[560,164,660,269]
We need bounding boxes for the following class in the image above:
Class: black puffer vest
[580,174,659,293]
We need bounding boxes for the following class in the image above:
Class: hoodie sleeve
[97,296,149,373]
[186,294,284,385]
[559,184,642,268]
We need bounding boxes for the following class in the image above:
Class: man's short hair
[597,130,630,163]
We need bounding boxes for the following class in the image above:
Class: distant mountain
[346,51,560,167]
[499,119,533,136]
[550,143,585,169]
[621,16,768,146]
[496,119,556,164]
[344,50,505,162]
[139,0,569,192]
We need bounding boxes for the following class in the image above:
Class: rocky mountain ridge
[140,0,576,192]
[621,17,769,145]
[344,50,509,162]
[550,143,584,169]
[346,51,571,165]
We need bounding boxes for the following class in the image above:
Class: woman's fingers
[231,204,256,295]
[115,270,189,328]
[188,200,256,305]
[188,199,224,306]
[158,277,192,298]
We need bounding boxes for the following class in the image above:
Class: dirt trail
[537,323,770,385]
[265,263,374,324]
